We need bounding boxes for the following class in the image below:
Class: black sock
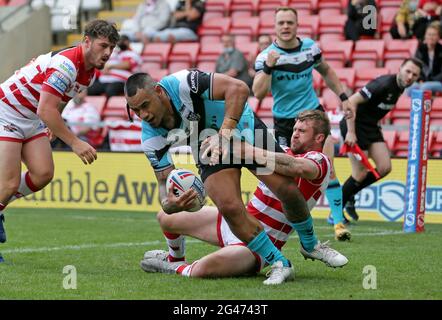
[342,171,379,206]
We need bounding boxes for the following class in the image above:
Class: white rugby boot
[300,241,348,268]
[143,249,169,261]
[263,261,294,285]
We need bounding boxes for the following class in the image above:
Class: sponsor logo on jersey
[189,70,199,93]
[3,123,18,132]
[47,71,71,93]
[59,61,75,77]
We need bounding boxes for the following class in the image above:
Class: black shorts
[339,119,384,150]
[274,105,325,147]
[198,114,284,182]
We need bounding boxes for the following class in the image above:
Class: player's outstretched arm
[155,167,197,214]
[315,60,354,119]
[234,140,319,180]
[37,91,97,165]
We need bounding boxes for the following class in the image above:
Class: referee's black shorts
[198,114,284,183]
[274,105,326,147]
[339,118,385,151]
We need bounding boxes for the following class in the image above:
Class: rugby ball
[166,169,206,212]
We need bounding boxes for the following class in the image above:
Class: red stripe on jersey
[0,94,29,119]
[19,77,40,101]
[253,187,283,212]
[41,84,63,98]
[9,83,37,113]
[247,201,292,234]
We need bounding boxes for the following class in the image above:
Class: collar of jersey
[273,37,303,53]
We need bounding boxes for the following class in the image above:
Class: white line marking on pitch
[1,230,403,254]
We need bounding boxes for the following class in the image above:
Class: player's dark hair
[124,73,157,122]
[401,57,423,71]
[275,6,298,18]
[296,110,331,144]
[84,19,119,44]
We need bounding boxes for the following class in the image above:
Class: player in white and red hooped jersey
[140,110,348,279]
[0,20,119,247]
[88,35,142,97]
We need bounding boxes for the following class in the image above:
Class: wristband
[263,62,273,75]
[339,93,348,102]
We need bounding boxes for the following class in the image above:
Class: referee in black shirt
[340,58,423,220]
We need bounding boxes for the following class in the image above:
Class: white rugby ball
[166,169,206,212]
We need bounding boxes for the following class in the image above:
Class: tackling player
[140,110,348,280]
[0,20,119,247]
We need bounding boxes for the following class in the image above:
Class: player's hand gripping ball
[166,169,207,212]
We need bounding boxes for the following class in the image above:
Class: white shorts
[0,101,47,143]
[216,213,266,272]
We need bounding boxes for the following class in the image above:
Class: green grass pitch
[0,208,441,300]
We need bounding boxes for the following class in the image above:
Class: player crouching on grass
[141,110,348,280]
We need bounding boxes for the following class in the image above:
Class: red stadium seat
[384,59,403,74]
[298,15,319,38]
[196,61,216,72]
[430,131,442,157]
[236,41,259,63]
[84,96,107,116]
[146,69,169,82]
[140,62,162,74]
[384,39,418,60]
[142,43,172,67]
[321,88,340,111]
[318,14,347,36]
[231,10,253,20]
[318,0,347,10]
[378,0,402,8]
[394,131,409,157]
[202,11,224,23]
[168,43,200,66]
[230,16,260,38]
[352,59,377,70]
[288,0,318,12]
[390,94,411,119]
[330,68,355,90]
[379,7,398,35]
[258,11,276,36]
[198,17,231,37]
[197,42,224,62]
[168,61,191,74]
[354,67,389,91]
[327,60,345,68]
[352,40,385,66]
[260,96,273,111]
[205,0,232,13]
[431,98,442,119]
[382,130,397,151]
[230,0,259,14]
[319,33,345,41]
[258,0,288,11]
[200,35,221,44]
[319,39,353,63]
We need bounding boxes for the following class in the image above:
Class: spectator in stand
[390,0,420,39]
[344,0,377,41]
[216,34,253,89]
[258,34,273,52]
[61,90,102,146]
[120,0,171,42]
[88,35,142,98]
[408,22,442,95]
[148,0,205,43]
[412,0,442,40]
